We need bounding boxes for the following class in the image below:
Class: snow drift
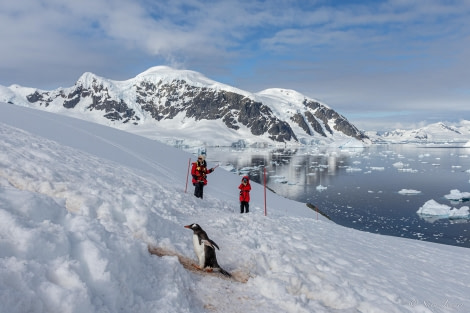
[1,102,469,313]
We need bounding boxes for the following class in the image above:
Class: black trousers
[194,182,205,199]
[240,201,249,213]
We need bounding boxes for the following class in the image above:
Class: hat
[198,155,205,160]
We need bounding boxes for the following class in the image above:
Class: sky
[1,0,469,131]
[1,102,470,313]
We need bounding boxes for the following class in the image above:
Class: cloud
[1,0,469,130]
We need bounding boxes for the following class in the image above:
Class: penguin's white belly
[192,234,205,268]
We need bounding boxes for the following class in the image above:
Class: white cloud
[1,0,469,130]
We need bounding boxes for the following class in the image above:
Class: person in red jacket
[238,176,251,213]
[191,155,214,199]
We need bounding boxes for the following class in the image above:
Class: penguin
[184,223,231,277]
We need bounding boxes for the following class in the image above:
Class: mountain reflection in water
[208,144,470,248]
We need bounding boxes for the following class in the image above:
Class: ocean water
[208,144,470,248]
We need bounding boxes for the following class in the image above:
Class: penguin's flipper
[208,239,220,250]
[201,239,217,249]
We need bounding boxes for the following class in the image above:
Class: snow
[1,102,470,313]
[135,66,253,97]
[369,121,470,144]
[254,88,366,146]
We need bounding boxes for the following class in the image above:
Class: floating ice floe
[398,168,418,173]
[346,167,362,172]
[444,189,470,202]
[398,189,421,195]
[272,176,288,184]
[417,200,469,219]
[392,162,405,168]
[370,167,385,171]
[316,184,327,191]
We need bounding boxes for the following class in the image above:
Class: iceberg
[444,189,470,202]
[417,200,469,219]
[449,206,470,219]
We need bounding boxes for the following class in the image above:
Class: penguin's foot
[205,268,214,273]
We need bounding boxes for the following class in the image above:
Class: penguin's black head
[184,223,202,232]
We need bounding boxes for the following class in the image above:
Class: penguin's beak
[184,225,191,229]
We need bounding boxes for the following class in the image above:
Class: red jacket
[238,176,251,202]
[191,160,213,185]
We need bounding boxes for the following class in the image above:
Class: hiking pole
[185,157,191,193]
[264,167,267,216]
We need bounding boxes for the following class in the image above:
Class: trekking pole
[264,167,267,216]
[185,157,191,193]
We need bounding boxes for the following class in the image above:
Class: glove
[240,191,242,195]
[211,168,214,171]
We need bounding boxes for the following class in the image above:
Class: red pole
[185,158,191,193]
[264,167,267,216]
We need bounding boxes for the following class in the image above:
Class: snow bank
[1,102,470,313]
[0,185,197,313]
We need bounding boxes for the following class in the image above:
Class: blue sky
[1,0,469,131]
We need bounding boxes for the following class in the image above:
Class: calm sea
[208,144,470,248]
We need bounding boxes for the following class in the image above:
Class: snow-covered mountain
[366,121,470,144]
[0,66,367,147]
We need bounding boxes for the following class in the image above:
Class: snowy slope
[0,102,469,313]
[256,88,329,143]
[136,66,254,96]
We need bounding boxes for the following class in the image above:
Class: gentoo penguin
[184,223,231,277]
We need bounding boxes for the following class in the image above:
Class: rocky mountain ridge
[1,66,367,146]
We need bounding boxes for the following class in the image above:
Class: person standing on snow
[191,155,215,199]
[238,176,251,213]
